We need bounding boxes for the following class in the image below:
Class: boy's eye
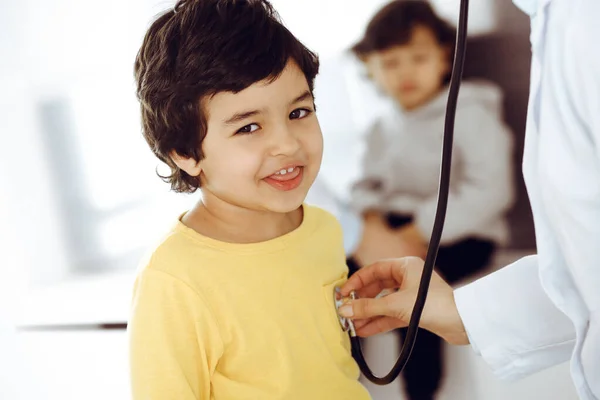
[289,108,311,120]
[237,123,259,134]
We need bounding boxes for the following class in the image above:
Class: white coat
[454,0,600,398]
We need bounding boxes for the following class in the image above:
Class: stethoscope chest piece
[334,286,357,337]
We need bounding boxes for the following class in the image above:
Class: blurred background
[0,0,578,399]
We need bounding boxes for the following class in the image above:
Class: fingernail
[338,304,354,318]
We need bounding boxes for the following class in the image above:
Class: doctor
[337,0,600,398]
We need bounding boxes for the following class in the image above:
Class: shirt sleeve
[414,103,515,243]
[128,268,224,400]
[454,255,576,381]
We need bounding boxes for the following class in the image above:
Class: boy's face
[365,25,450,110]
[194,61,323,214]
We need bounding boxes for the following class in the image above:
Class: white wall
[1,0,197,283]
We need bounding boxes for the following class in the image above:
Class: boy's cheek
[307,129,324,159]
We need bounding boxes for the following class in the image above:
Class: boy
[347,1,514,399]
[127,1,371,399]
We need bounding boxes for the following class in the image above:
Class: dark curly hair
[352,0,455,80]
[134,0,320,193]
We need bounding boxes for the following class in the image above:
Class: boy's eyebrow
[290,90,313,105]
[223,91,313,126]
[223,109,262,126]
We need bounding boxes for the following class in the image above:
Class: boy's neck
[182,197,304,244]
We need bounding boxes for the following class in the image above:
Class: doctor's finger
[338,294,406,321]
[354,278,399,299]
[355,316,407,337]
[341,260,402,296]
[352,318,374,330]
[341,257,418,296]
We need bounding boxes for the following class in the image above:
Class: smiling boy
[127,1,371,399]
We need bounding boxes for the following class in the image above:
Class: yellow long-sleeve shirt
[128,205,371,400]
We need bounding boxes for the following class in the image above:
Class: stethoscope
[334,0,470,385]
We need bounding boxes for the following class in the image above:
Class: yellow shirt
[128,205,371,400]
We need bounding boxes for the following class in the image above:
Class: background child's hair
[352,1,456,70]
[134,0,320,193]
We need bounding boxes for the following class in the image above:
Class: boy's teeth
[275,167,296,175]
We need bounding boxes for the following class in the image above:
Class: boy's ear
[170,151,202,177]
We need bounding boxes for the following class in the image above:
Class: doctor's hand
[338,257,469,346]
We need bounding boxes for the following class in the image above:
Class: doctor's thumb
[338,294,411,322]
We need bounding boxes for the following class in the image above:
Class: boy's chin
[263,192,307,214]
[396,96,424,110]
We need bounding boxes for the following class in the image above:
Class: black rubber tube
[352,0,470,385]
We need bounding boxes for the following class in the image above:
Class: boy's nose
[270,126,301,156]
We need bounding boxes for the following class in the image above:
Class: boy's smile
[175,59,323,221]
[263,165,305,191]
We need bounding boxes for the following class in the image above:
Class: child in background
[348,1,515,399]
[127,1,371,399]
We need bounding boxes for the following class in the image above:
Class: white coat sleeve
[454,255,576,381]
